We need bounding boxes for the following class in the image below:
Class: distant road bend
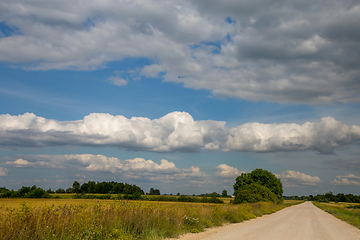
[176,202,360,240]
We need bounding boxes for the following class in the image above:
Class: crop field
[313,201,360,229]
[47,193,232,204]
[0,198,300,240]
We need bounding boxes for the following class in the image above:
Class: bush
[24,188,50,198]
[233,183,278,204]
[178,195,195,202]
[202,196,224,204]
[317,197,329,203]
[130,192,142,200]
[72,193,112,199]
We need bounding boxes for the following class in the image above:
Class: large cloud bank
[0,0,359,104]
[1,112,359,154]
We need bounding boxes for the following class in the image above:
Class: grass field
[313,201,360,229]
[0,198,301,240]
[0,198,118,213]
[48,193,233,203]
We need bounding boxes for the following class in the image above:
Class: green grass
[0,198,300,240]
[313,202,360,229]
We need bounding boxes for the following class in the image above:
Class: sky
[0,0,359,196]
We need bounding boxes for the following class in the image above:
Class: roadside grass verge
[313,202,360,229]
[0,199,300,240]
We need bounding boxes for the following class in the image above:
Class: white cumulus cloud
[3,154,207,183]
[5,158,60,168]
[0,167,8,176]
[0,112,359,154]
[214,164,243,178]
[331,174,360,186]
[225,117,360,154]
[277,170,322,187]
[108,76,127,86]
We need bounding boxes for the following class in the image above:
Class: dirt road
[175,202,360,240]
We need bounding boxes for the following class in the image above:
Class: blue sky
[0,0,360,196]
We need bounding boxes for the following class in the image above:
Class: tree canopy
[149,188,160,195]
[233,169,283,204]
[233,183,278,204]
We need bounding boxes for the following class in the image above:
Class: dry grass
[0,198,115,213]
[0,198,299,240]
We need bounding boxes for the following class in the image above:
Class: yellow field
[283,199,304,204]
[327,201,360,207]
[0,197,226,213]
[0,198,116,213]
[0,197,298,240]
[0,197,300,211]
[0,197,300,209]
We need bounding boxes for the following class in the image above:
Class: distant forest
[0,180,144,198]
[2,181,360,204]
[0,181,225,203]
[284,192,360,203]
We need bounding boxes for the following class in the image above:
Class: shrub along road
[175,202,360,240]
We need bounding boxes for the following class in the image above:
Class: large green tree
[72,181,81,194]
[233,169,283,203]
[233,183,278,204]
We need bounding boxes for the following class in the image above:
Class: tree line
[199,190,229,198]
[284,192,360,203]
[0,185,51,198]
[0,180,144,198]
[70,181,144,195]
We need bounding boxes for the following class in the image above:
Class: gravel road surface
[175,202,360,240]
